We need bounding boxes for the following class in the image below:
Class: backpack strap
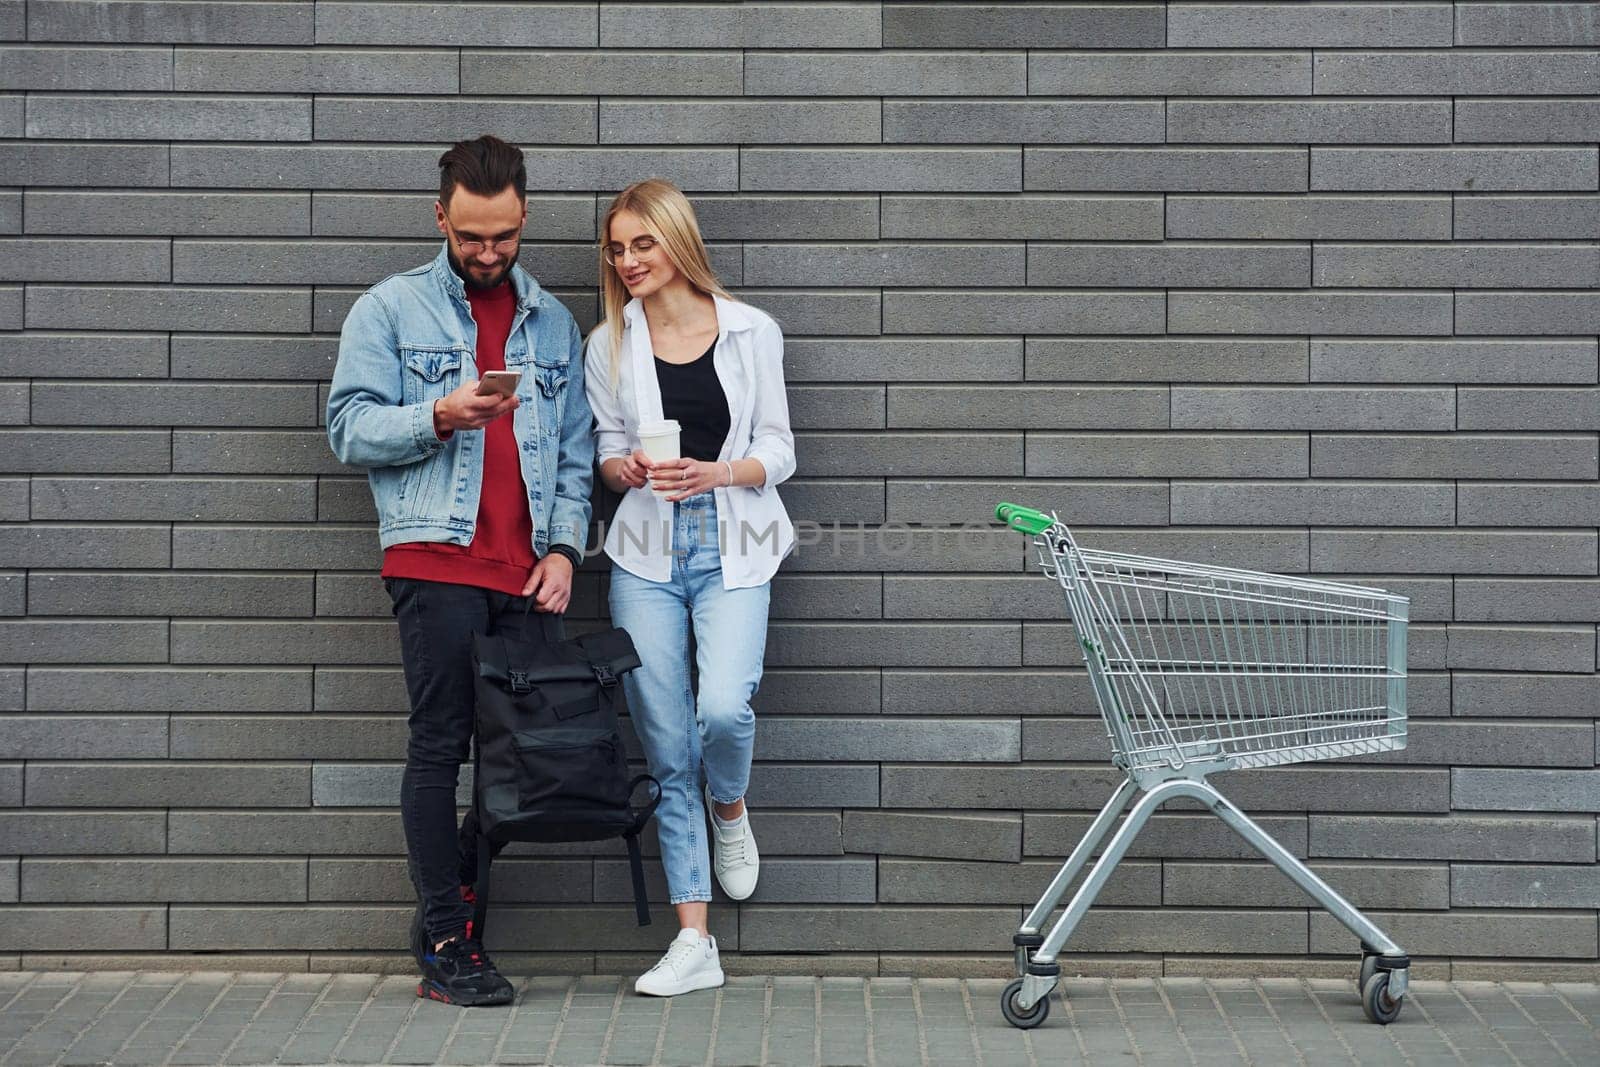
[623,774,663,928]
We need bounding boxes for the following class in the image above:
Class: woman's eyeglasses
[602,236,658,266]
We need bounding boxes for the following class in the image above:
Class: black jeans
[385,576,564,944]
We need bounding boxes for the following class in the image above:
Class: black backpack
[469,625,661,931]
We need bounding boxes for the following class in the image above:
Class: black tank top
[654,339,731,462]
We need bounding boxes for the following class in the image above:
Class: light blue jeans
[608,493,771,905]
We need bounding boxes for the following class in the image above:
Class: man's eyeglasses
[444,215,520,256]
[602,236,658,266]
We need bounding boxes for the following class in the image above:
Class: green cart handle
[995,502,1055,536]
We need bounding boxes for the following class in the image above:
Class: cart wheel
[1000,978,1050,1030]
[1361,971,1403,1025]
[1358,952,1378,993]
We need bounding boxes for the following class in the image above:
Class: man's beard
[447,247,518,291]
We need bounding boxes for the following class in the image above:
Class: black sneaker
[417,934,514,1007]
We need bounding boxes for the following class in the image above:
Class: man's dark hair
[438,135,526,206]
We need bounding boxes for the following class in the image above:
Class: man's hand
[433,380,518,437]
[520,551,573,613]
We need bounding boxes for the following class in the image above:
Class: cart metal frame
[994,503,1413,1029]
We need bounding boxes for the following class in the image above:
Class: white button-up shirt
[584,294,797,589]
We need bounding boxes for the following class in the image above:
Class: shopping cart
[994,503,1413,1029]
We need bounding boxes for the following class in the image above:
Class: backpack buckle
[592,663,617,688]
[508,669,532,693]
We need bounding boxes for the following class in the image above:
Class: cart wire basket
[994,503,1413,1029]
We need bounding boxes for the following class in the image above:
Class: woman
[584,179,796,996]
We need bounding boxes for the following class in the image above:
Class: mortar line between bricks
[1200,979,1250,1064]
[1548,983,1600,1031]
[1051,979,1081,1067]
[106,973,192,1067]
[1505,985,1580,1067]
[1446,982,1528,1067]
[159,973,241,1067]
[703,978,723,1067]
[810,976,821,1067]
[956,979,984,1067]
[595,976,626,1067]
[648,977,672,1067]
[908,973,929,1067]
[542,975,577,1067]
[426,977,473,1064]
[375,976,424,1066]
[1246,979,1306,1067]
[274,968,339,1063]
[325,973,386,1067]
[485,974,527,1066]
[1303,980,1380,1066]
[757,975,773,1067]
[58,970,166,1067]
[863,975,876,1067]
[1,971,86,1067]
[1406,983,1470,1064]
[1106,980,1146,1067]
[1152,978,1198,1065]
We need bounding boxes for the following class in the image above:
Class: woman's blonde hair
[596,178,736,391]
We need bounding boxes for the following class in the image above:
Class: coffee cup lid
[639,419,681,436]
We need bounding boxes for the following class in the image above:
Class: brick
[33,382,316,426]
[728,289,880,335]
[1169,3,1452,47]
[462,50,742,96]
[687,195,877,240]
[1456,578,1600,622]
[884,4,1162,47]
[0,44,172,90]
[1030,50,1308,95]
[329,193,593,240]
[1317,243,1598,289]
[742,148,1018,192]
[882,764,1125,810]
[1452,865,1600,908]
[1316,50,1600,95]
[789,338,1020,382]
[1170,99,1450,144]
[1311,339,1597,384]
[0,0,15,37]
[1028,338,1307,383]
[768,623,1017,668]
[1312,434,1597,481]
[0,285,16,327]
[768,480,886,525]
[747,243,1023,288]
[1313,148,1598,192]
[317,2,592,46]
[747,765,879,808]
[26,762,308,808]
[1032,242,1307,288]
[172,715,403,760]
[0,670,18,711]
[311,764,462,808]
[0,190,14,233]
[784,528,1017,576]
[1168,194,1451,240]
[172,527,373,571]
[33,476,316,522]
[1196,767,1448,814]
[313,668,409,713]
[1468,483,1600,530]
[0,479,21,521]
[769,576,881,621]
[173,238,438,286]
[598,857,875,905]
[470,906,737,951]
[28,285,307,332]
[1457,4,1600,45]
[315,97,593,144]
[1169,290,1452,335]
[886,99,1161,144]
[22,859,306,903]
[746,52,1023,96]
[604,99,879,145]
[168,812,405,855]
[604,3,880,48]
[752,670,881,717]
[1455,673,1600,717]
[0,859,13,902]
[884,290,1163,335]
[316,478,377,523]
[741,906,1016,953]
[0,237,167,282]
[26,93,309,141]
[171,621,396,665]
[1310,909,1597,958]
[175,47,457,93]
[888,481,1166,527]
[1164,861,1448,910]
[0,812,165,855]
[1312,530,1596,576]
[0,716,165,758]
[28,572,312,617]
[879,858,1158,906]
[1028,433,1307,478]
[1021,717,1117,761]
[1309,814,1595,862]
[0,331,168,377]
[758,717,1018,763]
[1387,720,1595,769]
[0,618,168,661]
[885,194,1161,242]
[0,142,167,186]
[1171,481,1453,527]
[310,857,588,903]
[1457,99,1600,143]
[842,811,1020,863]
[174,431,353,475]
[30,1,311,42]
[1454,769,1600,813]
[1455,195,1600,239]
[1028,148,1306,192]
[1173,386,1453,431]
[884,670,1102,719]
[1459,387,1598,431]
[0,907,164,951]
[1458,291,1600,335]
[794,432,1020,478]
[28,667,309,713]
[889,385,1166,430]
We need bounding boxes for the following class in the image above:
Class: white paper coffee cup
[637,419,681,497]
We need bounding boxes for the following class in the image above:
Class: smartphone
[476,370,522,397]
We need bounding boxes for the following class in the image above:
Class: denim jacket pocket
[401,345,465,405]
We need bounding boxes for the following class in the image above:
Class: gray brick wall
[0,1,1596,981]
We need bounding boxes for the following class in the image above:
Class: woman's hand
[650,457,727,502]
[606,448,652,492]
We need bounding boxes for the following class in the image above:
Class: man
[327,135,594,1007]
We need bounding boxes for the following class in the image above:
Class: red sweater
[381,280,535,595]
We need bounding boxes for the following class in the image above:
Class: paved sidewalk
[1,971,1596,1066]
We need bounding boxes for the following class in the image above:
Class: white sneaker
[634,928,724,997]
[706,786,760,901]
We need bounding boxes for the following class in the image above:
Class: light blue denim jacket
[326,244,594,559]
